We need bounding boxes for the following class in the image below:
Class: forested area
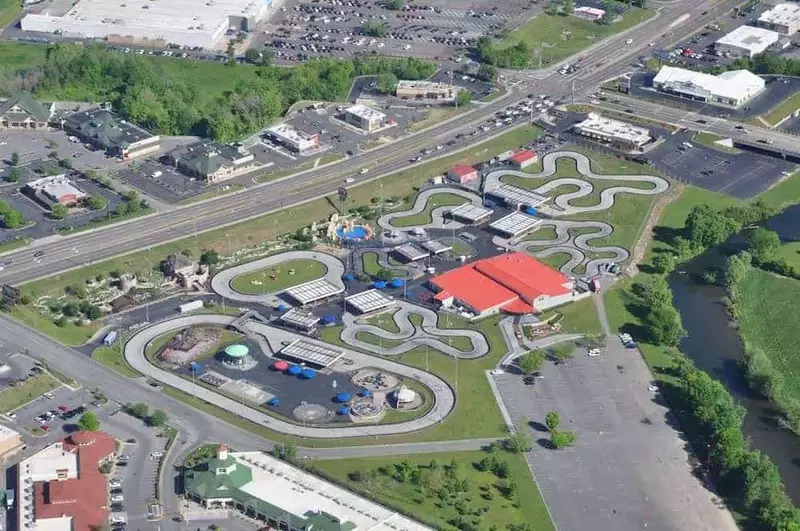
[709,53,800,77]
[30,44,435,141]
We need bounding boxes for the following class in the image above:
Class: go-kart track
[377,188,481,231]
[341,302,490,359]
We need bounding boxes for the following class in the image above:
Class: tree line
[32,44,435,142]
[708,53,800,77]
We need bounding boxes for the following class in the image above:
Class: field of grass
[761,93,800,127]
[757,170,800,210]
[554,296,603,335]
[500,4,655,68]
[408,106,467,133]
[0,237,31,255]
[0,43,47,75]
[538,252,572,271]
[92,345,141,378]
[0,373,59,413]
[736,268,800,402]
[9,305,99,347]
[389,193,468,228]
[365,310,401,332]
[229,258,326,294]
[775,241,800,272]
[312,450,555,531]
[0,0,21,28]
[691,132,741,154]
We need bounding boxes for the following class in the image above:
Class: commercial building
[486,183,549,210]
[0,93,53,130]
[17,432,117,531]
[344,105,389,132]
[0,425,22,457]
[573,6,605,21]
[393,243,429,263]
[266,123,320,154]
[714,25,780,58]
[283,278,344,306]
[509,150,538,170]
[395,80,459,101]
[446,165,479,185]
[757,3,800,35]
[489,211,543,238]
[278,308,320,333]
[448,203,494,225]
[21,0,272,49]
[23,175,88,207]
[421,239,453,256]
[572,113,653,151]
[430,252,577,316]
[652,66,766,107]
[344,289,395,315]
[63,108,160,159]
[184,445,431,531]
[163,141,256,183]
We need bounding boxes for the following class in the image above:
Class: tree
[600,0,615,24]
[260,49,274,67]
[384,0,404,9]
[59,158,72,169]
[87,195,107,210]
[273,443,297,461]
[3,209,24,229]
[632,275,672,309]
[78,411,101,431]
[476,63,497,83]
[517,349,545,374]
[99,461,112,474]
[685,204,741,248]
[83,304,102,320]
[200,249,220,266]
[61,302,79,317]
[244,47,261,64]
[550,429,576,449]
[562,0,574,15]
[745,227,780,264]
[363,21,389,37]
[652,253,676,274]
[504,421,532,453]
[545,411,560,432]
[148,409,167,427]
[456,90,472,107]
[10,152,19,166]
[226,41,236,66]
[375,268,393,282]
[7,167,20,183]
[644,305,685,346]
[126,402,149,419]
[376,72,398,94]
[51,204,69,219]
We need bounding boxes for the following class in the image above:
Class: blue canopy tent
[391,278,404,289]
[276,303,288,312]
[287,365,302,376]
[301,368,317,379]
[526,207,538,216]
[320,314,336,325]
[343,273,356,281]
[337,406,351,416]
[267,397,280,407]
[374,281,387,289]
[358,388,372,397]
[335,392,351,403]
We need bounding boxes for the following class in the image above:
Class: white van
[151,170,163,178]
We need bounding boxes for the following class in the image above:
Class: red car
[41,425,50,432]
[58,405,69,412]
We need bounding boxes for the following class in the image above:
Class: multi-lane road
[0,0,754,290]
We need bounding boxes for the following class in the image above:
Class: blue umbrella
[335,392,351,403]
[287,365,302,376]
[343,273,356,281]
[337,406,351,415]
[359,388,372,397]
[301,368,317,379]
[374,281,387,289]
[320,314,336,325]
[526,207,538,215]
[267,397,280,406]
[391,278,404,288]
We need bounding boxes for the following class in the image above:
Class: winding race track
[341,302,490,359]
[484,151,669,216]
[124,314,456,438]
[377,188,482,230]
[210,250,345,305]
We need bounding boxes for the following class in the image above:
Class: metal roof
[283,278,344,305]
[421,239,453,255]
[449,203,494,222]
[279,339,345,368]
[488,184,549,208]
[489,211,542,237]
[279,308,320,329]
[345,289,395,314]
[393,244,429,262]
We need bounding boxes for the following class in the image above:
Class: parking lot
[493,338,738,531]
[646,131,795,198]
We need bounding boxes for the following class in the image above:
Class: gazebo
[222,344,253,368]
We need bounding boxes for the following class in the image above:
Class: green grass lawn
[229,259,326,295]
[390,193,468,228]
[525,226,558,241]
[691,132,741,154]
[312,450,555,531]
[408,106,468,133]
[361,252,401,278]
[0,0,21,28]
[757,170,800,210]
[9,305,99,347]
[736,269,800,402]
[775,241,800,272]
[761,93,800,127]
[92,345,141,378]
[353,331,405,349]
[365,310,401,333]
[0,237,31,255]
[0,43,47,75]
[0,373,59,413]
[538,252,572,271]
[501,4,655,68]
[555,295,603,335]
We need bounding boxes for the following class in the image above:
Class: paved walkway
[494,218,628,277]
[340,302,490,359]
[210,251,346,305]
[123,314,456,439]
[376,187,482,231]
[484,151,669,216]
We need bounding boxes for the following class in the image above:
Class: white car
[109,480,122,488]
[43,392,54,399]
[110,515,126,524]
[111,495,124,503]
[648,385,659,392]
[150,451,164,459]
[587,348,601,357]
[489,369,504,376]
[344,177,355,184]
[359,168,368,175]
[377,42,385,48]
[625,38,634,45]
[404,44,411,50]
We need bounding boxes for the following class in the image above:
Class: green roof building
[63,108,160,160]
[0,93,53,130]
[183,445,430,531]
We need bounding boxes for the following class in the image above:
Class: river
[669,274,800,503]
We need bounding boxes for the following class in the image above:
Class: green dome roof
[224,344,249,358]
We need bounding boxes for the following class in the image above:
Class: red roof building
[19,431,117,531]
[446,164,479,185]
[430,252,576,316]
[509,150,538,170]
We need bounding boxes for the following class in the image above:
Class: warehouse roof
[653,66,765,101]
[715,25,779,54]
[345,104,386,121]
[573,113,652,146]
[345,289,395,314]
[279,339,345,368]
[283,278,344,305]
[489,211,542,237]
[449,203,494,223]
[758,3,800,28]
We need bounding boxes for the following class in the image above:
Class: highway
[598,94,800,153]
[0,0,745,289]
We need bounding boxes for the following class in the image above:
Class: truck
[102,331,118,346]
[179,300,204,313]
[590,278,602,293]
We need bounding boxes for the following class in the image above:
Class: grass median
[389,192,469,228]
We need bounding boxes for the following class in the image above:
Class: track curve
[377,187,482,231]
